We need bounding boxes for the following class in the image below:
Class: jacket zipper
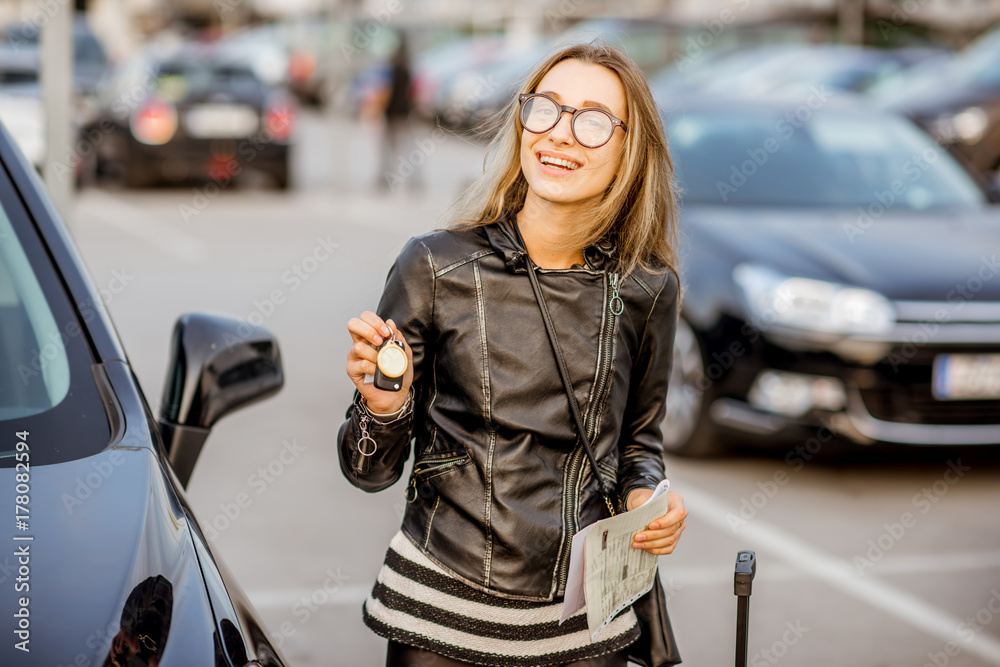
[555,271,621,592]
[408,453,469,502]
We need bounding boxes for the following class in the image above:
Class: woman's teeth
[539,155,579,170]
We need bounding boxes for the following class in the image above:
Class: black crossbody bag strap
[510,218,617,517]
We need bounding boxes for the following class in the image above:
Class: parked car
[84,45,296,189]
[652,43,944,101]
[0,117,288,665]
[0,47,44,169]
[0,12,110,97]
[870,25,1000,179]
[659,94,1000,456]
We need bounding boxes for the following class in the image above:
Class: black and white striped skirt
[363,530,640,666]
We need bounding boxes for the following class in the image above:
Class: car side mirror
[158,312,284,488]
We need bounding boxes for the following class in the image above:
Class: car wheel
[662,317,721,457]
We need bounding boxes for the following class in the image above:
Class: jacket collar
[484,211,618,273]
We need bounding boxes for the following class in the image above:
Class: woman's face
[519,59,628,208]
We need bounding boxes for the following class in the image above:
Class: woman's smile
[536,150,583,175]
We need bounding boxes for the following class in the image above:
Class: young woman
[339,42,687,667]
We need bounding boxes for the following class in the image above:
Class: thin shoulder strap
[509,216,617,516]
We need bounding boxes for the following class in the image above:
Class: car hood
[682,205,1000,302]
[0,446,216,665]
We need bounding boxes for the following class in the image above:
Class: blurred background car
[658,94,1000,456]
[0,46,43,169]
[83,43,297,189]
[870,24,1000,183]
[651,43,945,101]
[0,12,110,97]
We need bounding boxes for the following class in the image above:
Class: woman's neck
[514,194,588,270]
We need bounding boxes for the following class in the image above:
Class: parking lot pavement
[66,110,1000,667]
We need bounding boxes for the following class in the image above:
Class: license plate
[932,354,1000,400]
[185,104,259,138]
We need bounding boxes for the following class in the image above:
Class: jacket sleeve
[338,236,435,493]
[616,269,679,508]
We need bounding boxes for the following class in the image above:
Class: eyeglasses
[518,93,627,148]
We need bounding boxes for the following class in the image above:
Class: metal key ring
[610,296,624,316]
[357,436,377,457]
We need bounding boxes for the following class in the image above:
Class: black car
[660,95,1000,456]
[85,46,296,189]
[871,25,1000,180]
[0,115,289,664]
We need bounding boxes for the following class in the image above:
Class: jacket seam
[631,273,656,299]
[423,496,441,549]
[435,249,493,278]
[421,239,440,457]
[475,259,497,586]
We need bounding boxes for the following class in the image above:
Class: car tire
[662,317,723,457]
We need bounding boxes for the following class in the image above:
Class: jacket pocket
[414,451,473,481]
[407,451,473,503]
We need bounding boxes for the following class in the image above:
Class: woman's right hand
[346,311,414,414]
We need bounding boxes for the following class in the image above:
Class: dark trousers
[386,640,629,667]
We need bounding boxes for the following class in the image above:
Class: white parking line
[682,484,1000,666]
[75,191,207,263]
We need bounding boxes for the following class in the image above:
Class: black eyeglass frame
[517,92,627,148]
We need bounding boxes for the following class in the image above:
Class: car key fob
[374,337,407,392]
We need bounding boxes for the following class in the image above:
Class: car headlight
[733,264,895,335]
[931,106,989,145]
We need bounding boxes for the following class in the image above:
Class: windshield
[667,108,987,208]
[0,170,110,465]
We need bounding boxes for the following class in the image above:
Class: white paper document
[560,479,671,641]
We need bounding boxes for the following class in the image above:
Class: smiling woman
[338,41,685,667]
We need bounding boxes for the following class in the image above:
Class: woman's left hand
[627,490,687,555]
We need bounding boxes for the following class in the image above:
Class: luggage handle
[734,550,756,667]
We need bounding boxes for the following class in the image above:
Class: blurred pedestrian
[340,42,685,666]
[377,33,422,193]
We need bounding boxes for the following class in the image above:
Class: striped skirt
[363,530,640,666]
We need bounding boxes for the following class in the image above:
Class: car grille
[858,344,1000,425]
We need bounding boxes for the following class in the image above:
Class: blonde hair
[448,41,680,278]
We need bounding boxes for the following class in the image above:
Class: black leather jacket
[338,217,678,602]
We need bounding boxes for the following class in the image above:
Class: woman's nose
[547,111,575,144]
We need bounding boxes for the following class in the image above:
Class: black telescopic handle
[734,550,756,667]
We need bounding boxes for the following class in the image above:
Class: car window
[0,167,110,465]
[156,64,264,100]
[667,109,987,208]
